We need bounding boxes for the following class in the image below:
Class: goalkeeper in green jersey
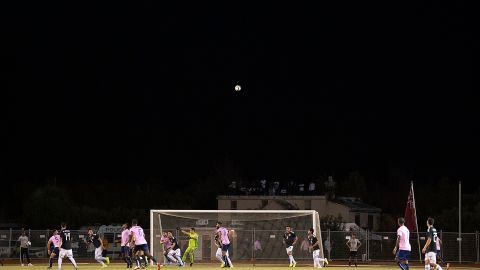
[181,227,199,266]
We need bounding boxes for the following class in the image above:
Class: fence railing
[0,229,478,263]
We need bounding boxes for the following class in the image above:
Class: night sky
[2,2,476,227]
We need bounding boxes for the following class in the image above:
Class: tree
[23,185,72,228]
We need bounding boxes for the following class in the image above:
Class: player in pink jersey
[129,219,158,269]
[47,229,61,269]
[120,224,133,268]
[160,232,174,266]
[394,218,411,270]
[216,221,232,268]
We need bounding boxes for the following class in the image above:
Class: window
[305,200,311,210]
[355,214,360,225]
[231,200,237,210]
[368,215,374,229]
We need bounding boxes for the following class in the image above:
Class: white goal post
[150,210,323,263]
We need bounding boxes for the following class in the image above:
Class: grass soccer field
[2,264,480,270]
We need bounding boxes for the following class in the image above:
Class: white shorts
[425,252,436,264]
[95,247,103,259]
[59,248,73,259]
[168,248,181,257]
[312,249,320,258]
[216,248,229,257]
[286,246,293,254]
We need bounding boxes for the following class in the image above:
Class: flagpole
[411,181,422,262]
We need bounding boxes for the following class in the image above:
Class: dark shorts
[52,247,60,256]
[134,244,149,253]
[350,251,358,257]
[397,250,411,261]
[121,246,131,254]
[436,250,442,258]
[222,243,230,252]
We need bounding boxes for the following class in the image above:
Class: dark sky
[3,2,475,188]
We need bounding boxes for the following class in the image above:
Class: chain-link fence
[0,229,134,261]
[325,230,480,263]
[0,229,479,263]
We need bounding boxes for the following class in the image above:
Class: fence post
[8,228,12,258]
[476,230,479,263]
[252,228,255,260]
[365,229,368,261]
[111,233,115,262]
[368,229,371,261]
[328,229,331,260]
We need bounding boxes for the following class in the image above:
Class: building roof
[335,197,381,213]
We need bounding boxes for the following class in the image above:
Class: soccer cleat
[292,261,296,267]
[324,259,329,267]
[106,257,110,265]
[101,265,108,268]
[190,262,193,267]
[22,264,25,267]
[28,263,34,266]
[47,267,52,269]
[133,266,140,270]
[220,261,225,267]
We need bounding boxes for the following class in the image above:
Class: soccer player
[346,233,361,267]
[435,236,450,269]
[47,229,61,269]
[393,217,411,270]
[308,228,328,268]
[18,229,33,266]
[129,219,158,270]
[121,224,133,268]
[58,222,78,270]
[283,225,297,267]
[167,231,184,266]
[214,234,233,268]
[216,222,232,268]
[160,232,174,266]
[181,227,198,266]
[85,228,110,268]
[422,218,444,270]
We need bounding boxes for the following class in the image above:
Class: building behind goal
[150,210,322,263]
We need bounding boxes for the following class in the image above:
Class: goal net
[150,210,323,264]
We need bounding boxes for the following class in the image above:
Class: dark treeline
[1,169,479,232]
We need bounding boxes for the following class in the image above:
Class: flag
[404,183,417,232]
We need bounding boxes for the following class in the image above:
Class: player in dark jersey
[422,218,445,270]
[308,228,328,268]
[283,225,298,267]
[85,228,110,268]
[58,222,78,270]
[167,231,184,266]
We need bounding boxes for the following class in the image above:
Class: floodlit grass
[1,264,479,270]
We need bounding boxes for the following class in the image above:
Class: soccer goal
[150,210,323,264]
